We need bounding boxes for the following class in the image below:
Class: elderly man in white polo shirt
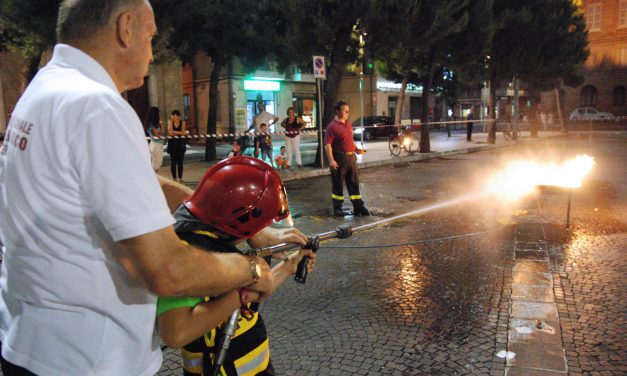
[0,1,307,375]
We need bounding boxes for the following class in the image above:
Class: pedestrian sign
[313,56,326,79]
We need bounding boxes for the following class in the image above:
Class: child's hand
[283,249,317,275]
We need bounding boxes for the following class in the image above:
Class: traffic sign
[313,56,326,79]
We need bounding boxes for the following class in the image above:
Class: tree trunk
[312,22,355,167]
[487,68,497,144]
[20,53,42,93]
[394,77,408,126]
[529,88,538,138]
[204,55,223,161]
[554,83,566,134]
[419,51,436,153]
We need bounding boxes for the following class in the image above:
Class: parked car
[569,107,614,121]
[352,116,398,140]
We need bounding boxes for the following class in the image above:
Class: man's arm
[119,226,273,298]
[325,143,338,170]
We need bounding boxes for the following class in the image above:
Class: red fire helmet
[185,156,290,239]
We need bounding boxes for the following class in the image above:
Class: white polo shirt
[253,111,278,133]
[0,44,174,375]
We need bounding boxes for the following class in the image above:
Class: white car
[569,107,614,121]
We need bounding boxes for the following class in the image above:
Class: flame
[486,154,595,202]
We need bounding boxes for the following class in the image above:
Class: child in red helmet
[157,156,316,376]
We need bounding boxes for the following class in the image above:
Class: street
[160,133,626,375]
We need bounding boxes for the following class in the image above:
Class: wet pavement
[159,133,626,375]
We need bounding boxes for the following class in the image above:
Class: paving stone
[510,301,558,321]
[513,260,550,274]
[508,319,567,372]
[511,284,554,303]
[512,270,552,288]
[505,366,567,375]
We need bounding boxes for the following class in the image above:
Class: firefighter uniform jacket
[156,207,275,376]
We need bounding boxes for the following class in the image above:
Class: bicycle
[388,125,419,156]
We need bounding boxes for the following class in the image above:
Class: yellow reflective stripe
[204,327,217,347]
[233,310,258,339]
[181,348,203,374]
[332,194,344,200]
[349,194,362,200]
[192,230,219,238]
[204,310,258,348]
[233,338,270,376]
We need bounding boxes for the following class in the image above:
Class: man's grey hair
[56,0,145,43]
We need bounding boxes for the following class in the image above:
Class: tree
[153,0,280,161]
[486,0,588,142]
[0,0,59,91]
[273,0,365,166]
[367,0,485,152]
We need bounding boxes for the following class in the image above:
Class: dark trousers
[0,343,37,375]
[330,152,364,209]
[466,122,473,140]
[170,149,186,179]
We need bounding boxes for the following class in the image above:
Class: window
[620,1,627,28]
[614,86,626,106]
[182,94,190,121]
[587,3,601,31]
[581,85,598,106]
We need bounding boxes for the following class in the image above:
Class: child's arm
[158,290,259,349]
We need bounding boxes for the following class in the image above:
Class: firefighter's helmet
[185,156,290,239]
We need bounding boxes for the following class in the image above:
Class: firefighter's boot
[332,200,345,217]
[352,201,371,216]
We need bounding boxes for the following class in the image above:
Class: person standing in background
[167,109,187,183]
[250,102,278,158]
[280,107,305,169]
[324,101,370,217]
[466,107,474,141]
[145,106,164,172]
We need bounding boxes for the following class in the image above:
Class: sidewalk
[157,130,566,185]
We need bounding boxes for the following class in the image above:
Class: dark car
[352,116,398,141]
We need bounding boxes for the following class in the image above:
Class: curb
[276,138,544,183]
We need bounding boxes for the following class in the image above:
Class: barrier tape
[145,116,626,141]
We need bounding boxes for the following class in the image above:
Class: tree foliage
[153,0,282,161]
[0,0,59,90]
[486,0,588,141]
[366,0,492,152]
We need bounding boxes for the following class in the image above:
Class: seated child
[157,156,316,376]
[274,146,288,169]
[227,140,242,157]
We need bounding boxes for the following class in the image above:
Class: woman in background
[144,106,165,172]
[167,109,187,182]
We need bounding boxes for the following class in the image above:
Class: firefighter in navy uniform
[156,156,316,376]
[324,101,371,217]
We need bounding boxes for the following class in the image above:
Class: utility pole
[359,31,365,147]
[512,75,519,140]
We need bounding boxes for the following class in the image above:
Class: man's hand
[355,148,366,155]
[329,160,339,170]
[247,227,307,249]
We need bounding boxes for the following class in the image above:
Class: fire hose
[210,201,481,375]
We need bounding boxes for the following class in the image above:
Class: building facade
[0,49,183,133]
[542,0,627,118]
[182,54,437,138]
